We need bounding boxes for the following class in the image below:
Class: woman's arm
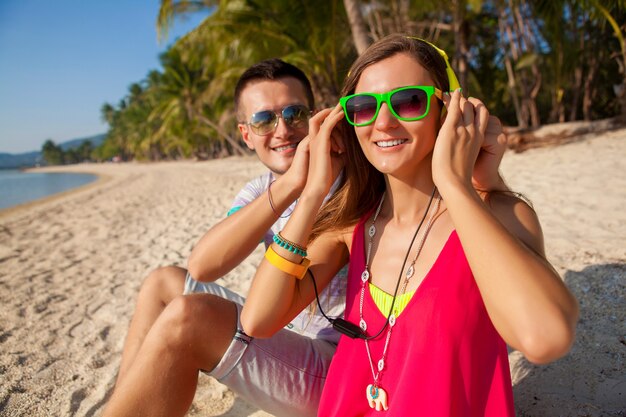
[241,223,348,338]
[434,90,579,364]
[241,106,348,337]
[445,189,578,364]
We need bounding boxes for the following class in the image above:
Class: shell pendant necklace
[361,187,441,411]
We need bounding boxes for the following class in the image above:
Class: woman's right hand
[301,104,346,202]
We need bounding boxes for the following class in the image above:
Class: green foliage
[96,0,626,161]
[42,140,64,165]
[41,140,95,165]
[515,53,541,71]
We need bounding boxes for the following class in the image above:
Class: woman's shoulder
[486,191,546,257]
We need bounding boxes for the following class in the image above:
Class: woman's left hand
[432,89,485,194]
[302,104,346,201]
[470,101,508,191]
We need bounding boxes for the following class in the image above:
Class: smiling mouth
[272,143,299,152]
[376,139,408,148]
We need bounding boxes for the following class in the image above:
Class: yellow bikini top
[369,282,415,317]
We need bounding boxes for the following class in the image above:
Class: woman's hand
[432,89,484,194]
[301,104,346,202]
[470,103,508,191]
[281,135,311,192]
[433,90,506,194]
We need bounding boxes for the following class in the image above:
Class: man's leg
[103,293,238,417]
[115,265,187,384]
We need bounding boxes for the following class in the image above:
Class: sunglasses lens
[345,95,378,125]
[249,111,277,135]
[282,105,310,128]
[390,88,428,119]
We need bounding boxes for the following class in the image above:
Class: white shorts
[184,275,336,417]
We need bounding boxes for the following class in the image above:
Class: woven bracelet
[273,232,308,257]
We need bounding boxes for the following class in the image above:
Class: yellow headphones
[407,37,461,91]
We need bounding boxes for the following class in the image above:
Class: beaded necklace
[361,188,441,411]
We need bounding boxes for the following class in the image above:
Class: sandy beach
[1,129,624,416]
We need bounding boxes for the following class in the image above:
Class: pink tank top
[318,214,515,416]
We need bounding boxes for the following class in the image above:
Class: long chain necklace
[361,188,441,411]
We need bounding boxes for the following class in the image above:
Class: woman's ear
[438,93,450,129]
[438,110,448,130]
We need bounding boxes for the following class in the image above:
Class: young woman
[241,35,578,416]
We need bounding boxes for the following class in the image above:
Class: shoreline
[0,167,111,221]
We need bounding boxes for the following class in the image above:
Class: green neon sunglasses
[339,85,443,127]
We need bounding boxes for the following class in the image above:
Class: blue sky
[0,1,211,154]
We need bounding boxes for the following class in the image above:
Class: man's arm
[187,141,310,282]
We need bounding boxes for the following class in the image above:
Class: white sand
[0,129,624,416]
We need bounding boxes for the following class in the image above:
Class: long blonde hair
[310,35,451,241]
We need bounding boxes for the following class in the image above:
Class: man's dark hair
[234,58,315,119]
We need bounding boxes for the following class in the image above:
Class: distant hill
[0,151,42,169]
[0,133,107,169]
[58,133,106,151]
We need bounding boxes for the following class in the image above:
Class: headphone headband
[407,37,461,91]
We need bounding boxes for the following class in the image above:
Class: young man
[105,59,346,417]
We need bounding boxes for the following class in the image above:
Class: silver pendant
[360,319,367,331]
[389,314,396,327]
[361,270,370,282]
[377,358,385,371]
[368,224,376,237]
[406,265,414,278]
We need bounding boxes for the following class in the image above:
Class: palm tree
[154,47,248,156]
[587,0,626,120]
[159,0,357,105]
[156,0,218,42]
[41,140,64,165]
[343,0,371,54]
[94,0,626,162]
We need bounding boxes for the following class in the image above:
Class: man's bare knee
[157,294,238,369]
[139,265,187,305]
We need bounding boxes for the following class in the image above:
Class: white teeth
[273,143,298,152]
[376,139,407,148]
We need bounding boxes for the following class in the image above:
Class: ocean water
[0,169,97,210]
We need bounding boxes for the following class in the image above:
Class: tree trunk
[568,16,586,122]
[568,65,583,121]
[452,0,469,91]
[397,0,411,32]
[343,0,371,55]
[529,64,542,127]
[514,0,541,127]
[582,55,598,121]
[196,113,248,156]
[498,4,524,127]
[618,79,626,123]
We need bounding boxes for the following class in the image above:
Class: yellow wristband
[264,246,311,280]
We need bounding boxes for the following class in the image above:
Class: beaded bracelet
[273,232,308,257]
[265,246,311,280]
